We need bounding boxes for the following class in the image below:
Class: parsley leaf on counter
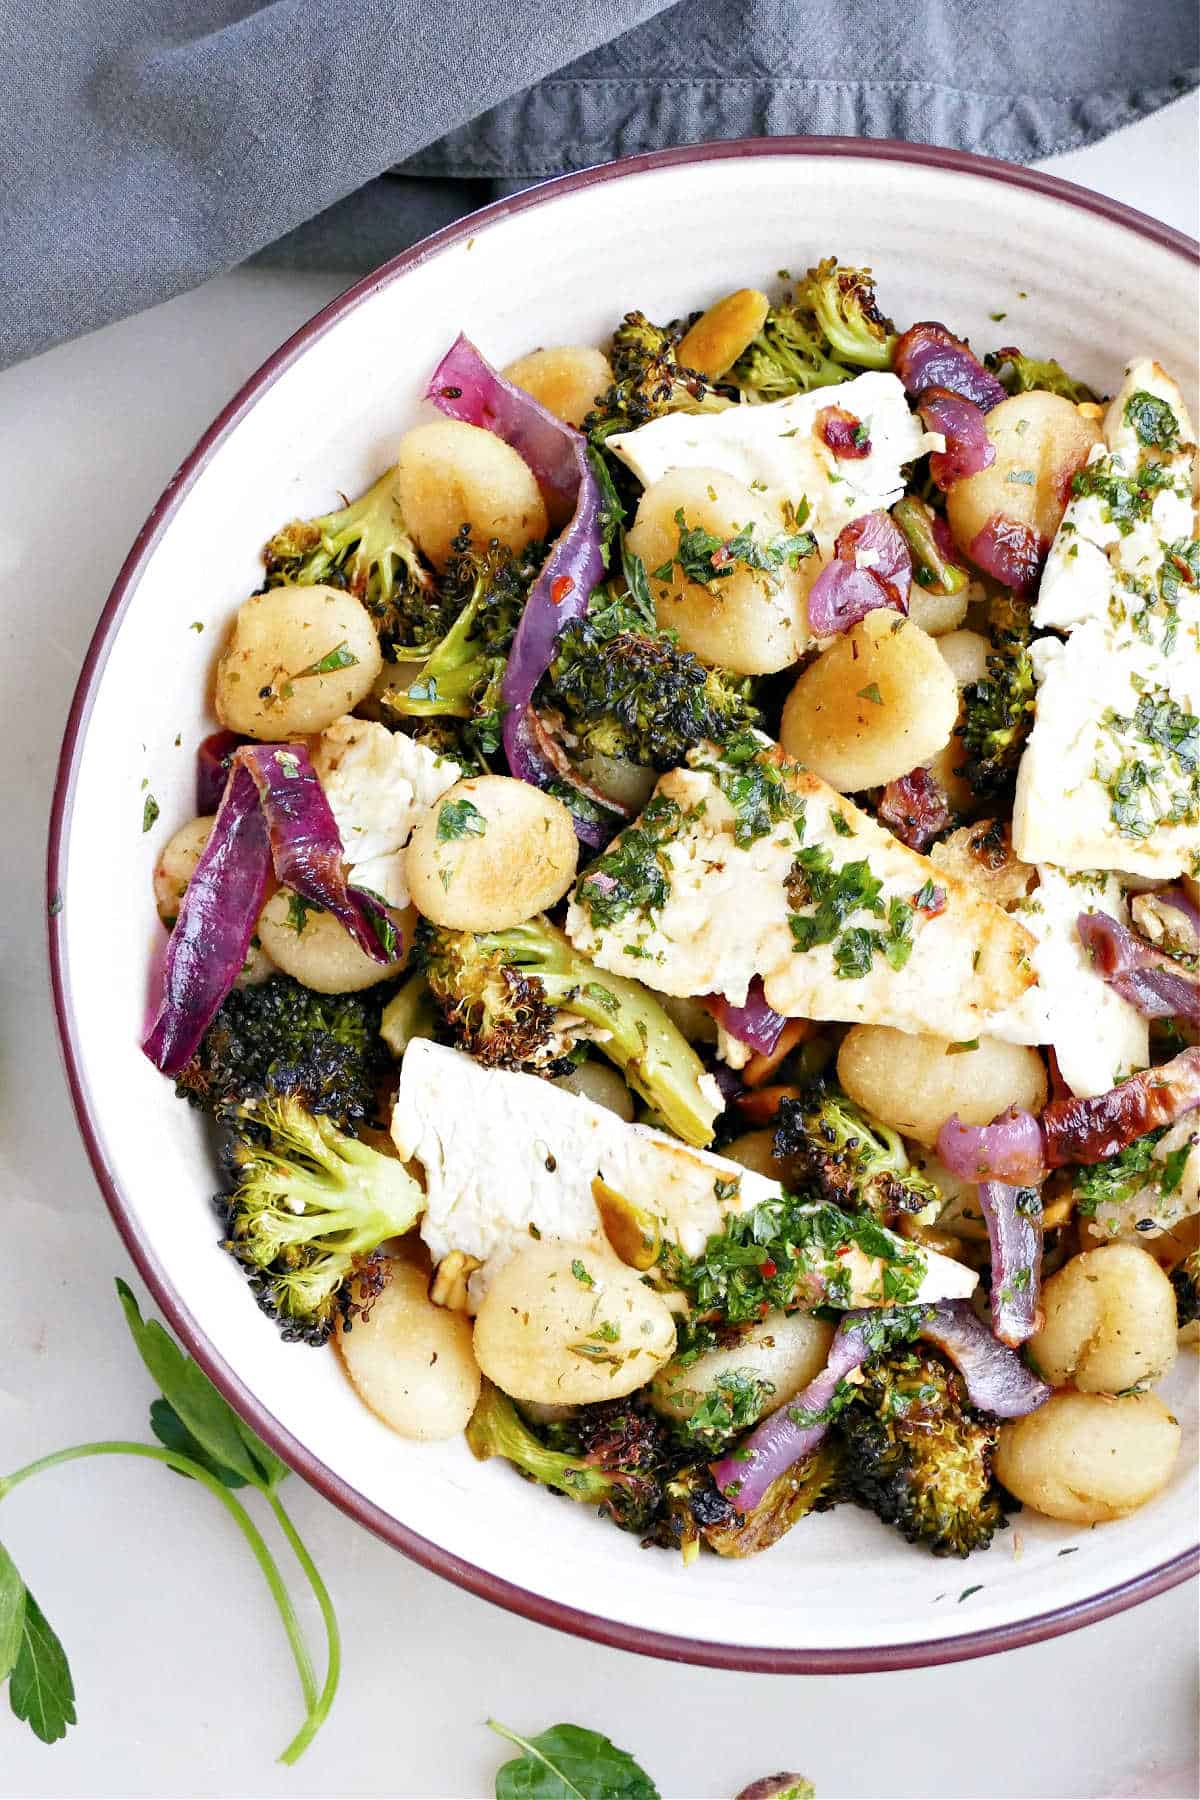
[489,1719,661,1800]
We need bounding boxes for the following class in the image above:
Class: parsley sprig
[0,1281,339,1758]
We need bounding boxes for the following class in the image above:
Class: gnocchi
[472,1240,677,1404]
[405,775,578,930]
[626,467,810,674]
[394,419,548,567]
[215,585,382,739]
[1029,1244,1178,1393]
[994,1390,1181,1523]
[837,1025,1048,1147]
[502,345,613,429]
[946,391,1101,566]
[650,1309,833,1427]
[257,890,413,991]
[338,1260,481,1440]
[780,609,959,792]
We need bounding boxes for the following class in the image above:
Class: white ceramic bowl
[49,139,1199,1671]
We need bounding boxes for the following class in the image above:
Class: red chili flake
[758,1300,771,1318]
[759,1259,778,1279]
[834,1245,851,1258]
[710,544,733,570]
[551,575,575,604]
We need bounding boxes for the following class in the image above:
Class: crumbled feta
[564,743,1035,1041]
[987,865,1148,1097]
[1014,357,1199,879]
[313,717,460,908]
[607,372,937,552]
[393,1039,977,1305]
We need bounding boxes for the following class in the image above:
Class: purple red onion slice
[936,1106,1048,1186]
[893,321,1008,412]
[807,509,912,636]
[918,387,996,489]
[977,1180,1043,1347]
[918,1301,1050,1416]
[1077,909,1200,1022]
[142,763,272,1077]
[703,980,788,1055]
[710,1311,878,1514]
[425,336,606,832]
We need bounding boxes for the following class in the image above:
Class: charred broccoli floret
[263,467,444,651]
[547,604,757,769]
[585,310,729,442]
[175,975,388,1129]
[731,259,894,400]
[954,624,1037,802]
[773,1084,940,1221]
[795,257,896,370]
[985,347,1098,404]
[837,1347,1010,1557]
[1171,1247,1200,1327]
[220,1098,425,1345]
[467,1383,677,1535]
[378,530,539,757]
[419,915,722,1146]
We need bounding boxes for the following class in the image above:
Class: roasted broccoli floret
[419,915,722,1146]
[731,258,894,400]
[546,608,757,769]
[1171,1247,1200,1327]
[954,624,1037,802]
[175,975,388,1129]
[220,1098,425,1345]
[837,1347,1010,1557]
[795,257,895,370]
[378,530,539,757]
[773,1084,940,1221]
[467,1383,676,1534]
[985,347,1098,404]
[263,466,444,651]
[585,310,729,442]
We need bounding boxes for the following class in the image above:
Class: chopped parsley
[678,1369,776,1451]
[1074,1127,1167,1217]
[659,1194,926,1323]
[1123,390,1180,450]
[436,796,488,841]
[570,1258,595,1288]
[292,641,359,678]
[285,891,324,934]
[787,847,912,977]
[696,732,804,847]
[576,793,683,929]
[653,508,815,590]
[1098,689,1200,839]
[856,683,883,705]
[141,794,159,833]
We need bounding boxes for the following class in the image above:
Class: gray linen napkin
[0,0,1195,370]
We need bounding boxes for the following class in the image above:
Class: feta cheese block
[986,865,1149,1097]
[607,372,938,553]
[393,1038,977,1306]
[312,716,461,909]
[564,739,1035,1039]
[1013,357,1199,878]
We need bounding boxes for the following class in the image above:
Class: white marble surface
[2,97,1197,1800]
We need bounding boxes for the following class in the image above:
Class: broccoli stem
[0,1441,322,1732]
[487,920,719,1146]
[466,1384,614,1506]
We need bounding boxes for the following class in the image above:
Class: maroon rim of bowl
[47,134,1199,1675]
